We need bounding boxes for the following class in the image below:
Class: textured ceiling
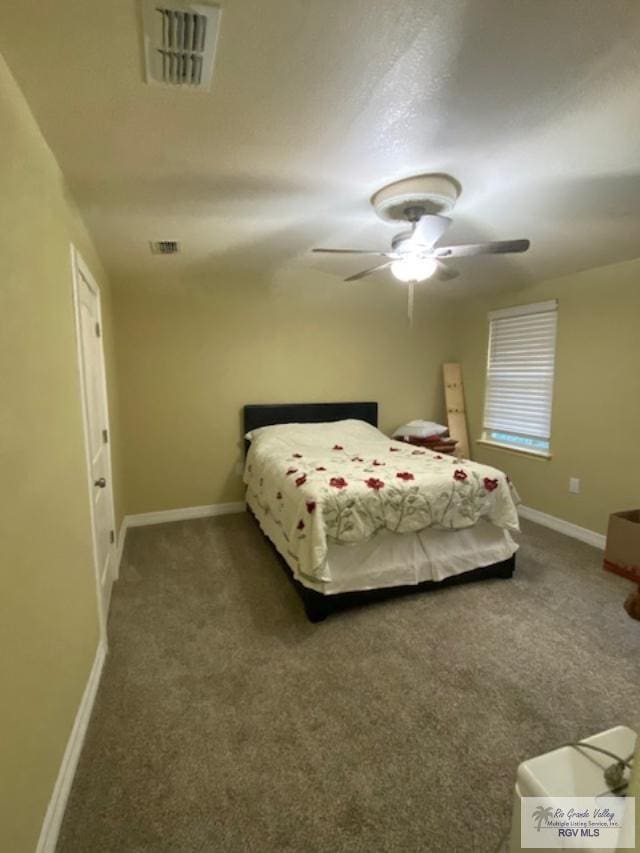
[2,0,640,293]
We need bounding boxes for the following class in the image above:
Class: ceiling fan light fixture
[312,176,529,285]
[391,257,437,283]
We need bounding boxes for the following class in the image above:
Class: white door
[72,249,116,638]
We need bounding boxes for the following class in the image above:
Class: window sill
[475,439,552,460]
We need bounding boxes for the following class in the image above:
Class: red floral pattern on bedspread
[329,477,348,489]
[365,477,385,490]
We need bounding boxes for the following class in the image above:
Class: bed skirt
[248,508,516,622]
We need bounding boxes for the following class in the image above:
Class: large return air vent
[142,1,221,89]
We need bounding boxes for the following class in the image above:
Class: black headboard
[243,402,378,451]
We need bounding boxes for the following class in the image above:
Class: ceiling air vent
[150,240,180,255]
[142,1,221,90]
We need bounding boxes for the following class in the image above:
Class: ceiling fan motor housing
[371,174,460,223]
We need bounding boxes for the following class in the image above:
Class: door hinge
[110,530,115,544]
[102,428,108,443]
[95,322,101,337]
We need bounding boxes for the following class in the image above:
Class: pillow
[245,419,380,442]
[392,420,448,439]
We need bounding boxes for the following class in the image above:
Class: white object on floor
[509,725,637,852]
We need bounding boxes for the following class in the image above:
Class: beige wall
[112,270,456,515]
[454,258,640,535]
[113,257,640,533]
[0,53,121,851]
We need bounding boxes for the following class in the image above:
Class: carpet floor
[57,514,640,853]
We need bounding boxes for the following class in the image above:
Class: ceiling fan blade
[434,261,460,281]
[344,261,393,282]
[435,238,530,259]
[411,214,451,248]
[312,248,389,256]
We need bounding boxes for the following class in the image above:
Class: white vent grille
[150,240,180,255]
[142,1,221,89]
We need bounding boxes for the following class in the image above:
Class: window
[481,300,558,457]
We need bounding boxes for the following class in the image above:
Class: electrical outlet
[569,477,580,495]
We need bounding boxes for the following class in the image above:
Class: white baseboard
[114,502,244,583]
[36,641,106,853]
[114,517,127,580]
[124,501,246,529]
[518,505,606,550]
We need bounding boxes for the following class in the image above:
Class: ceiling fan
[312,174,530,283]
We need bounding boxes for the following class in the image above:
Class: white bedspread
[244,419,520,586]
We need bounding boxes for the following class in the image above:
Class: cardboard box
[603,510,640,583]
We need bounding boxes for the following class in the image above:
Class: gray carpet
[57,514,640,853]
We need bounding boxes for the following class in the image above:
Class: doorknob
[94,477,107,488]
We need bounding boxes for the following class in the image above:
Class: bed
[243,402,519,621]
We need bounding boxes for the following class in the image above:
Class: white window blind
[482,300,558,455]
